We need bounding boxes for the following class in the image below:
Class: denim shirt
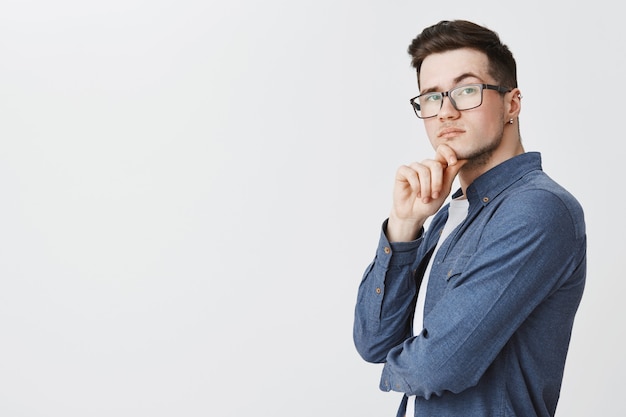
[353,152,586,417]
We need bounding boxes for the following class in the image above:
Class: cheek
[424,121,439,147]
[479,117,505,137]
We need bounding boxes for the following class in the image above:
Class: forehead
[419,48,491,90]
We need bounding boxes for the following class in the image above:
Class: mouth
[438,127,465,139]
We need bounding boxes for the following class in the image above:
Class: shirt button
[383,246,391,254]
[375,287,382,294]
[483,197,489,203]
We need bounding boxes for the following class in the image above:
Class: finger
[441,158,468,192]
[396,164,422,197]
[407,162,432,201]
[420,159,446,203]
[434,143,459,167]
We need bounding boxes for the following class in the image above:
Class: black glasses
[410,83,511,119]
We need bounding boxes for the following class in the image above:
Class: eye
[455,85,480,96]
[422,93,442,103]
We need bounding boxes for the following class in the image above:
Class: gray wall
[0,1,619,416]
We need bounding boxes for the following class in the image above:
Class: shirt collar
[452,152,543,206]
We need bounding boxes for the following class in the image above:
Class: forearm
[353,221,423,362]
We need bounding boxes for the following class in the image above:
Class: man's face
[419,48,507,162]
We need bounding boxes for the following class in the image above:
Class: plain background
[0,1,622,416]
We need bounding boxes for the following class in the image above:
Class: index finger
[434,143,459,167]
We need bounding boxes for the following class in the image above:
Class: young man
[353,20,586,417]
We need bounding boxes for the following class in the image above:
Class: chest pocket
[441,253,472,286]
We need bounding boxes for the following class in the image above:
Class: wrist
[386,214,424,242]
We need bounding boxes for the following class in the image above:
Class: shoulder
[493,171,586,239]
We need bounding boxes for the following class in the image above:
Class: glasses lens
[417,93,443,118]
[450,84,483,111]
[412,84,488,119]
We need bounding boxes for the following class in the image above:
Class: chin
[462,148,496,168]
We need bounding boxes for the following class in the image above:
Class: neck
[458,140,525,195]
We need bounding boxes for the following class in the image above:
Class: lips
[438,127,465,138]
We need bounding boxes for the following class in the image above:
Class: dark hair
[407,20,517,89]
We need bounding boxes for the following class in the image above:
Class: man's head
[408,20,517,91]
[407,20,524,169]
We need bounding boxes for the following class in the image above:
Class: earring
[509,119,514,124]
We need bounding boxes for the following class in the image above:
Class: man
[353,20,586,417]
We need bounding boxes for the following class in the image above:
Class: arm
[378,189,586,398]
[353,221,425,363]
[354,145,465,363]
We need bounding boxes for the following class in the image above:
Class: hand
[387,144,466,242]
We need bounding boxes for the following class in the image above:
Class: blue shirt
[353,152,586,417]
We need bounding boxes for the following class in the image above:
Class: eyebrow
[421,72,483,94]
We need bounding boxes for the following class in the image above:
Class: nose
[438,95,460,120]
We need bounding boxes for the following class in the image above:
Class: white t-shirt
[406,197,468,416]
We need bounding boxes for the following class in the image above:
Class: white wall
[0,1,621,416]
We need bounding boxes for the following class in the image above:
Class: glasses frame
[410,83,511,119]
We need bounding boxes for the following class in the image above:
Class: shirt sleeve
[378,189,586,398]
[353,219,425,363]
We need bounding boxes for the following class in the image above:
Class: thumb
[442,159,467,192]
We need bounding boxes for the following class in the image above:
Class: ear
[505,87,522,122]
